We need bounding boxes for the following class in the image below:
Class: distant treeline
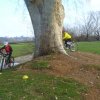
[73,35,100,42]
[0,36,35,44]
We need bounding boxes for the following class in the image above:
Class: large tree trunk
[24,0,67,57]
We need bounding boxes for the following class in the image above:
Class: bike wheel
[0,58,4,71]
[70,42,78,52]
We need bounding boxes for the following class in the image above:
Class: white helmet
[4,42,9,45]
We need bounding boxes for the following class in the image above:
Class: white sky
[0,0,100,37]
[62,0,100,27]
[90,0,100,11]
[0,0,33,37]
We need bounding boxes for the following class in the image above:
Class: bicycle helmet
[4,42,9,46]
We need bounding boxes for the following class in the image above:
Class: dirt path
[47,52,100,100]
[70,52,100,100]
[15,54,33,64]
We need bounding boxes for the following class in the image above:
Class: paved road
[0,54,33,69]
[15,54,33,65]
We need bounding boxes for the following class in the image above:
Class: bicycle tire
[70,42,78,52]
[0,57,4,71]
[64,41,78,53]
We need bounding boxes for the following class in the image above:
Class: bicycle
[0,51,14,71]
[64,41,78,53]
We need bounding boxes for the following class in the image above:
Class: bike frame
[64,41,78,52]
[0,51,14,71]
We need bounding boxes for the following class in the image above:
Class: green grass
[32,60,50,69]
[0,70,87,100]
[12,43,34,57]
[11,41,100,56]
[78,41,100,54]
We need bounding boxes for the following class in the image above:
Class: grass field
[11,41,100,56]
[12,42,34,57]
[78,41,100,54]
[0,69,87,100]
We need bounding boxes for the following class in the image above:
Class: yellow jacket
[63,32,71,40]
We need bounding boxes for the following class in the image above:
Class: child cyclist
[0,42,13,65]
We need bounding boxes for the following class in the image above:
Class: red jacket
[0,44,13,54]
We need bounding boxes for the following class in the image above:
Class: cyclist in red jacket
[0,42,13,64]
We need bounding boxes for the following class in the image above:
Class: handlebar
[0,50,8,57]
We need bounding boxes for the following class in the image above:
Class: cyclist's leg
[67,39,72,49]
[6,53,12,67]
[65,40,69,48]
[10,57,14,68]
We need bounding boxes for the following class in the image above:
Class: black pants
[6,52,12,64]
[64,39,72,47]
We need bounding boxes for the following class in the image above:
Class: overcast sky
[0,0,33,37]
[0,0,100,37]
[62,0,100,27]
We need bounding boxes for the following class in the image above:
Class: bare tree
[81,12,98,40]
[93,12,100,40]
[81,13,95,40]
[62,0,92,41]
[76,11,100,41]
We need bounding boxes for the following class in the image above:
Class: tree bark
[24,0,67,57]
